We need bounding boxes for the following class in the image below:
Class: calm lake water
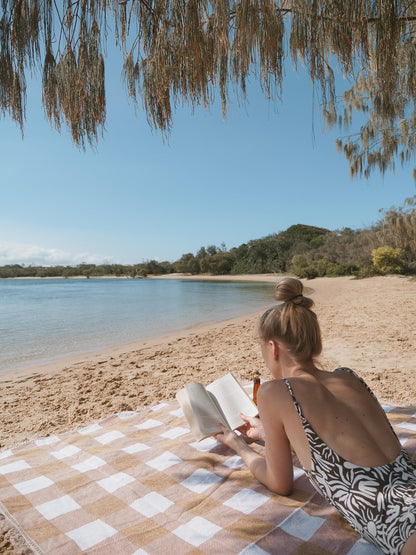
[0,278,274,374]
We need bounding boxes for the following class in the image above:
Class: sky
[1,46,415,266]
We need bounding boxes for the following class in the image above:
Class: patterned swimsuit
[283,368,416,555]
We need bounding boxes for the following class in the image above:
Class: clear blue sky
[1,48,415,266]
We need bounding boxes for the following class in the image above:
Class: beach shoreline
[0,273,278,381]
[1,274,415,449]
[0,306,268,383]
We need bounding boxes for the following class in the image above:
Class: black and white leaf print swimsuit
[283,368,416,554]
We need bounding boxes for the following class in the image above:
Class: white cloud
[0,241,112,267]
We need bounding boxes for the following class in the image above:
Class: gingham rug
[0,388,415,554]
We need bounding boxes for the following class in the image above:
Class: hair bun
[275,278,314,309]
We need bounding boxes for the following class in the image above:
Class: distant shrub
[290,255,361,279]
[323,262,359,277]
[290,254,310,277]
[372,246,404,275]
[356,264,378,278]
[406,261,416,274]
[303,266,320,279]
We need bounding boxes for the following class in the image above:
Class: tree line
[2,197,416,280]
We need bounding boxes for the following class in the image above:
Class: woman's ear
[270,340,279,359]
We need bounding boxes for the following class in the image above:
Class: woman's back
[280,367,401,471]
[278,368,416,555]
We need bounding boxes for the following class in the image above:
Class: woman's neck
[278,349,317,379]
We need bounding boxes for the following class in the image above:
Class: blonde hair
[259,278,322,361]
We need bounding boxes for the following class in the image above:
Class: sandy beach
[1,274,416,450]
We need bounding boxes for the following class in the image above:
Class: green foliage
[226,225,331,275]
[2,198,416,280]
[290,255,360,279]
[174,253,200,274]
[284,224,330,244]
[200,252,235,275]
[0,261,175,279]
[290,255,318,279]
[196,247,207,260]
[372,246,404,275]
[309,235,326,249]
[206,245,218,256]
[376,197,416,264]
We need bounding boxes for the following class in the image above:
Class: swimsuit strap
[282,378,305,421]
[336,367,376,397]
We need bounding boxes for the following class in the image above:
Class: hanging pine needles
[2,0,416,178]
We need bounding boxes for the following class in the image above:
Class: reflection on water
[0,278,275,373]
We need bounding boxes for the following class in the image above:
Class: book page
[176,387,204,441]
[206,373,258,430]
[177,382,229,440]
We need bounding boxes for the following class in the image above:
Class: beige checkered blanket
[0,388,415,554]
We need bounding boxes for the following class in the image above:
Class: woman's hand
[215,423,246,452]
[237,413,265,441]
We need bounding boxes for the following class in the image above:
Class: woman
[216,277,416,555]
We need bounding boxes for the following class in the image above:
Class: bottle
[253,377,261,405]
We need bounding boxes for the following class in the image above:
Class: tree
[175,253,200,274]
[144,259,172,274]
[206,245,218,256]
[196,246,208,259]
[3,1,416,177]
[245,236,281,273]
[199,251,234,274]
[376,196,416,264]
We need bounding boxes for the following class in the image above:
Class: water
[0,278,274,374]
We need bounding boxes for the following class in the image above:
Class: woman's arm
[216,381,294,495]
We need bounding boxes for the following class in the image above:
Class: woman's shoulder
[259,378,290,393]
[258,379,294,405]
[257,379,298,424]
[332,367,371,389]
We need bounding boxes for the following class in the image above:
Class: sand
[1,274,416,450]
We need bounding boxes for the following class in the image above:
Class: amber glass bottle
[253,377,261,405]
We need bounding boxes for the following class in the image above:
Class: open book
[176,373,258,441]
